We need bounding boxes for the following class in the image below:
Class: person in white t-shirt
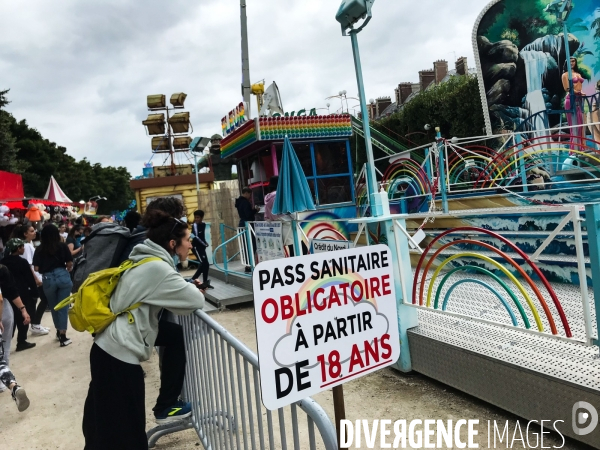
[13,224,49,335]
[58,223,68,242]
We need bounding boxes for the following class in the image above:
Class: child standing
[191,210,211,288]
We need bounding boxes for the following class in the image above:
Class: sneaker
[12,385,30,412]
[154,401,192,424]
[15,341,36,352]
[59,334,72,347]
[30,325,49,336]
[244,266,251,273]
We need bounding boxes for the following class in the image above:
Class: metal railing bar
[243,360,257,450]
[188,320,204,433]
[196,310,261,367]
[572,206,597,344]
[278,408,288,450]
[227,251,241,263]
[531,211,573,261]
[252,366,266,450]
[227,344,242,450]
[394,219,423,254]
[219,339,235,450]
[210,329,228,449]
[147,421,195,448]
[392,221,410,305]
[235,351,249,450]
[266,409,275,450]
[186,321,203,434]
[307,416,317,450]
[180,310,338,450]
[291,403,300,450]
[202,325,220,447]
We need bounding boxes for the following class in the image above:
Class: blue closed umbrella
[272,136,316,215]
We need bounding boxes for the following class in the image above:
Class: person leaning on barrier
[82,197,205,450]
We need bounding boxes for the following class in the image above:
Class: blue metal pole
[436,129,449,213]
[349,30,382,217]
[220,223,228,275]
[245,222,255,271]
[583,204,600,346]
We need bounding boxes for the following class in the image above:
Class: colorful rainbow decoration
[412,226,572,338]
[300,211,351,241]
[473,136,600,189]
[220,120,258,158]
[258,114,352,141]
[446,145,502,188]
[285,272,378,333]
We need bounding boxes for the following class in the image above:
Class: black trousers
[83,344,148,450]
[153,319,186,413]
[10,295,35,343]
[191,247,209,283]
[32,285,48,326]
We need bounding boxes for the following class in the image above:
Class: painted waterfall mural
[474,0,600,134]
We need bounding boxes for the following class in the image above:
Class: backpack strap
[112,257,163,322]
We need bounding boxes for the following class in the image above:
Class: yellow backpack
[54,257,161,334]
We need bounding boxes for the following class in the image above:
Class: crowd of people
[0,199,208,449]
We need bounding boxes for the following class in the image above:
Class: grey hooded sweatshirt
[95,239,205,364]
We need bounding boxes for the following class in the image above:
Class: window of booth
[274,140,353,207]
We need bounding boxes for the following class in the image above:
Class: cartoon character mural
[473,0,600,135]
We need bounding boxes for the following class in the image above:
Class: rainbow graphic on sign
[285,272,379,333]
[300,211,351,241]
[258,114,352,140]
[220,120,258,158]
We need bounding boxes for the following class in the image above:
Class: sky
[0,0,491,177]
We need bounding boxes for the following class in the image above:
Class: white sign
[255,221,285,262]
[310,239,352,254]
[252,245,400,410]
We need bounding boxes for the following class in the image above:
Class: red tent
[0,171,25,200]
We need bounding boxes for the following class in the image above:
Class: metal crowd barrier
[147,309,338,449]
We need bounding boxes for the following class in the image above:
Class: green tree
[0,90,28,174]
[3,90,134,214]
[373,76,485,148]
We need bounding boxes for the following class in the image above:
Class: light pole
[336,0,387,217]
[142,93,191,176]
[240,0,252,118]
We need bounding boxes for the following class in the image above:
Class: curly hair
[142,197,187,254]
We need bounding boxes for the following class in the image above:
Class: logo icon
[572,401,598,436]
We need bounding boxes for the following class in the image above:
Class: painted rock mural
[474,0,600,134]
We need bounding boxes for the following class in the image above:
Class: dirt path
[0,306,590,449]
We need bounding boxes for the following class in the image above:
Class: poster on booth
[255,221,285,263]
[253,245,400,410]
